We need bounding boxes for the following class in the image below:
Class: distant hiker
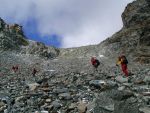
[32,68,37,76]
[116,55,129,77]
[12,65,19,73]
[91,57,100,72]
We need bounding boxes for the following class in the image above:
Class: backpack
[95,59,100,66]
[121,56,128,64]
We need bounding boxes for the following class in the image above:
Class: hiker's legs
[32,72,36,76]
[92,66,98,73]
[95,67,98,72]
[121,64,128,77]
[94,65,99,72]
[93,67,96,73]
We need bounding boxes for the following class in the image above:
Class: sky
[0,0,134,48]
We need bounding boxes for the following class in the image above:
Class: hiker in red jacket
[12,65,19,73]
[32,68,37,76]
[91,57,100,72]
[116,55,129,77]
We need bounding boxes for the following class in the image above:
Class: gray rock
[0,19,28,51]
[122,83,133,87]
[0,101,6,113]
[27,83,40,91]
[93,92,114,113]
[77,101,87,113]
[143,76,150,83]
[45,99,52,103]
[139,107,150,113]
[89,80,106,88]
[106,80,118,88]
[24,41,59,59]
[115,76,128,83]
[58,93,72,100]
[110,90,134,101]
[122,0,150,28]
[15,96,26,102]
[0,0,150,112]
[41,110,49,113]
[68,103,77,110]
[53,88,69,94]
[114,98,139,113]
[118,86,126,91]
[103,104,114,112]
[132,85,150,93]
[51,100,62,108]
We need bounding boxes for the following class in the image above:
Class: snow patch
[47,69,56,72]
[99,54,105,58]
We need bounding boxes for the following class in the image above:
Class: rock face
[122,0,150,28]
[101,0,150,63]
[0,0,150,113]
[58,0,150,64]
[0,0,149,62]
[0,18,59,59]
[21,41,60,59]
[0,18,28,50]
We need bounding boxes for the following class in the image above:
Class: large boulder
[114,97,139,113]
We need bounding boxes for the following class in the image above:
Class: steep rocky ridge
[0,0,149,62]
[103,0,150,63]
[58,0,150,64]
[0,19,59,59]
[0,18,28,50]
[21,41,59,59]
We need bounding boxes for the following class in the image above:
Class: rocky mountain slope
[0,0,150,113]
[0,19,59,59]
[59,0,150,64]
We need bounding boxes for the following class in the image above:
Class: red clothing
[91,58,97,65]
[12,65,18,73]
[91,57,99,68]
[12,66,15,71]
[32,68,37,76]
[121,63,128,77]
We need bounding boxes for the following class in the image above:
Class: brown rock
[78,101,87,113]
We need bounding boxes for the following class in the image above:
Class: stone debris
[0,0,150,112]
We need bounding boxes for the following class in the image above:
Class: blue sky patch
[22,18,62,47]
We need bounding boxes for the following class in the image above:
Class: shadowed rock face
[56,1,150,64]
[0,18,28,50]
[99,0,150,64]
[122,0,150,28]
[0,18,59,59]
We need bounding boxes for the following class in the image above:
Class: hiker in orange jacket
[116,55,129,77]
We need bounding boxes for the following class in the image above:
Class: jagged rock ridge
[0,18,28,50]
[58,0,150,64]
[0,19,59,59]
[104,0,150,63]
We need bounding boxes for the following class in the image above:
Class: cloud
[0,0,134,48]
